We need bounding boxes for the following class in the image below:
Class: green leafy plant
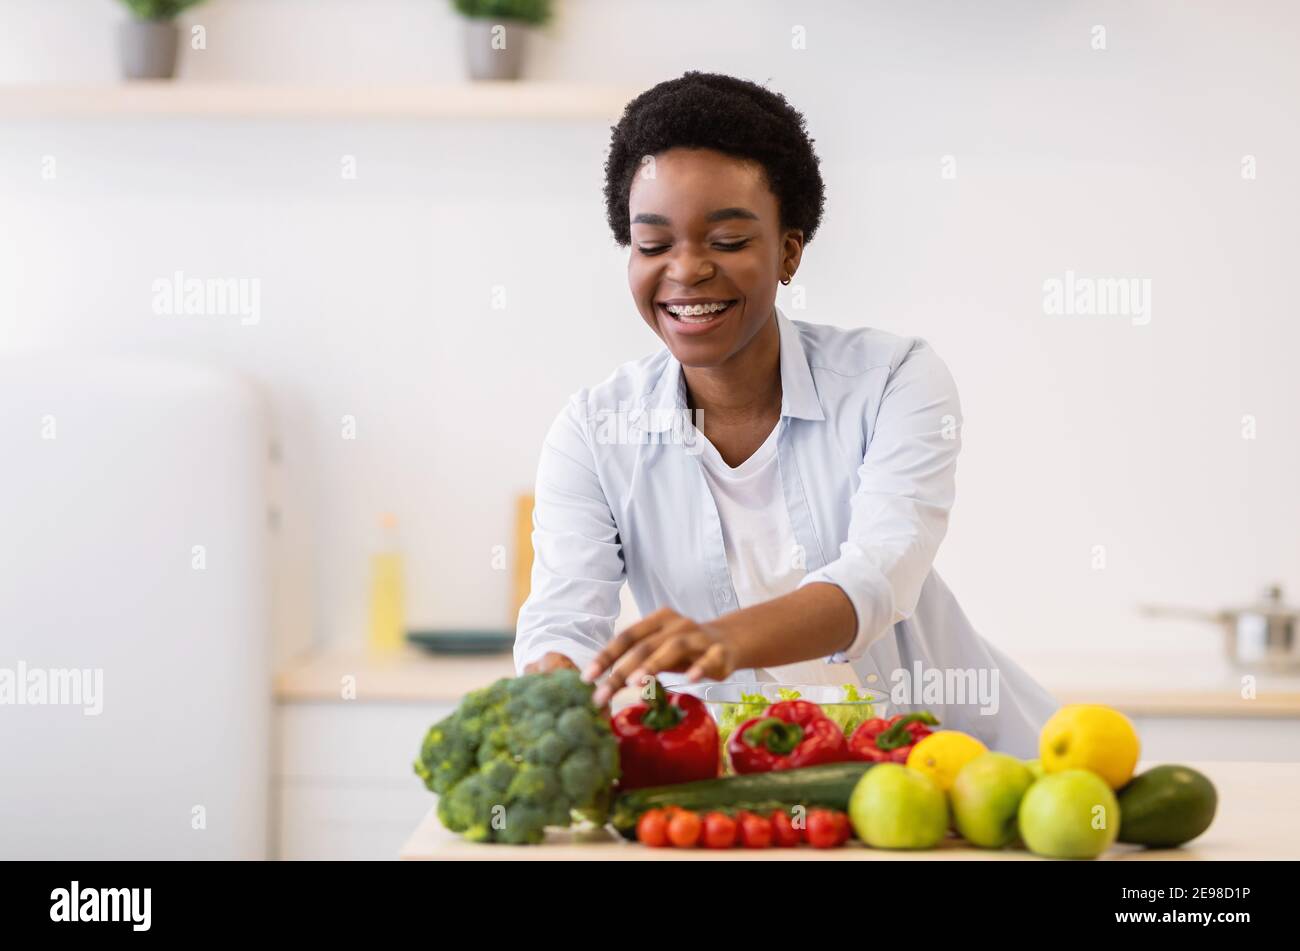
[451,0,552,27]
[119,0,207,20]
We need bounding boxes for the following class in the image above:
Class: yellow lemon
[905,731,988,791]
[1039,704,1140,790]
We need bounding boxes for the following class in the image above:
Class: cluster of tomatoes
[634,806,852,849]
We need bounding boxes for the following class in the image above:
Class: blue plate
[406,628,514,655]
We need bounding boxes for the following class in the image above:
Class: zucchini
[610,762,874,838]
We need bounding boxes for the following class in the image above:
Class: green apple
[1017,769,1119,859]
[1024,758,1045,780]
[951,752,1035,848]
[849,763,949,850]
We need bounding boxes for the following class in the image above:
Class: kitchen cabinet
[1127,717,1300,763]
[275,702,452,860]
[273,649,515,860]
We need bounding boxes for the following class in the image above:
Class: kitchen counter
[1014,652,1300,717]
[275,646,1300,717]
[400,760,1300,860]
[275,646,516,703]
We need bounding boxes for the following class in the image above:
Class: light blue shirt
[515,308,1059,757]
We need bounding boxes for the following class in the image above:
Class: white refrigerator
[0,352,271,859]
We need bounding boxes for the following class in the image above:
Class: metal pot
[1140,584,1300,672]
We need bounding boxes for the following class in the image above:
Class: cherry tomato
[666,810,702,848]
[792,807,810,843]
[832,810,852,845]
[702,811,738,849]
[737,811,773,849]
[636,809,669,848]
[659,805,689,830]
[806,808,843,849]
[770,810,802,848]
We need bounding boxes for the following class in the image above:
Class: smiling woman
[514,71,1059,756]
[629,153,787,369]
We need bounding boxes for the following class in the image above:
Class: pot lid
[1233,584,1300,618]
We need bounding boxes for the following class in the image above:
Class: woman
[514,71,1057,756]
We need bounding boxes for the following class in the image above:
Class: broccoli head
[413,669,620,844]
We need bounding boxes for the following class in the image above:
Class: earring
[780,275,792,285]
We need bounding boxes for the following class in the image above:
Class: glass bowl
[667,681,888,744]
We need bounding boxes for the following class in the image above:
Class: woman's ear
[780,229,805,283]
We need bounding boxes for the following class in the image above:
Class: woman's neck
[682,311,782,421]
[681,313,782,465]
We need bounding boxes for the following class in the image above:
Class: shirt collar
[635,306,825,433]
[774,306,825,422]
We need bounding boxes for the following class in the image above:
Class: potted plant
[117,0,207,80]
[451,0,552,80]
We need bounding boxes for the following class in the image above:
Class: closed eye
[638,240,750,255]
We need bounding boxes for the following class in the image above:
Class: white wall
[2,0,1297,664]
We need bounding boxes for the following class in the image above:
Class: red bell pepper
[848,711,940,763]
[610,679,719,789]
[728,699,851,773]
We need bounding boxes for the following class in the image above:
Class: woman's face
[627,147,803,368]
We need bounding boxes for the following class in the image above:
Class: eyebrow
[631,207,760,226]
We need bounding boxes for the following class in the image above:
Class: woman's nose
[664,247,716,285]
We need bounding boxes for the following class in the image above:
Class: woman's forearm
[712,582,857,670]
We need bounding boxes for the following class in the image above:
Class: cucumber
[1117,765,1217,848]
[610,762,873,838]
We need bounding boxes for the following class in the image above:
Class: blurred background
[1,0,1297,859]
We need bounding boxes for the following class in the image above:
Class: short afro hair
[603,71,826,247]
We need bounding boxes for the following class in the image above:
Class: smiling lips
[658,298,737,329]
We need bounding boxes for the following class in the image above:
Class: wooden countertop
[275,646,1300,717]
[274,646,516,704]
[1016,652,1300,716]
[400,760,1299,860]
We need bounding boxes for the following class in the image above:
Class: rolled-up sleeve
[513,394,626,674]
[797,341,961,661]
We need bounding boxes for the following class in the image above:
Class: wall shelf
[0,81,640,120]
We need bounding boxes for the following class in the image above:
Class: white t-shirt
[696,422,859,687]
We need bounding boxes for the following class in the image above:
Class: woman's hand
[580,586,857,706]
[523,652,579,675]
[583,608,738,706]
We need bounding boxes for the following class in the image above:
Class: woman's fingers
[611,628,725,700]
[585,609,734,706]
[591,630,672,705]
[581,607,678,683]
[686,642,730,682]
[523,652,578,675]
[633,637,694,682]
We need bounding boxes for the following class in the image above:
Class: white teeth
[665,301,731,320]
